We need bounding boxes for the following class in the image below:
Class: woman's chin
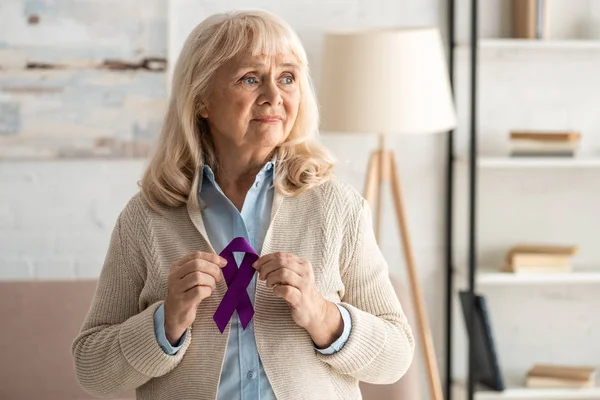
[252,128,287,147]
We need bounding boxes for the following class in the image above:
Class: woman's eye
[242,77,258,85]
[281,76,294,84]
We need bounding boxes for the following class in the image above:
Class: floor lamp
[319,28,457,400]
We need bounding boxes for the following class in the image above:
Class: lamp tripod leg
[363,151,382,241]
[389,151,444,400]
[363,139,443,399]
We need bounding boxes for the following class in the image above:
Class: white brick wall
[0,160,146,279]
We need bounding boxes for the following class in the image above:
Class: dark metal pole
[467,0,479,399]
[445,0,456,398]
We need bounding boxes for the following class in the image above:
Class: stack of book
[504,244,578,274]
[512,0,548,40]
[525,364,596,388]
[509,130,581,157]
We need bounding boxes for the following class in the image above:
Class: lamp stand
[363,133,444,400]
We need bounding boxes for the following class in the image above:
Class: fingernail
[220,257,227,265]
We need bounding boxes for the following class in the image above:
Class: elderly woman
[72,9,414,400]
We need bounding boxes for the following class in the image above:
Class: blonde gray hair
[140,9,335,212]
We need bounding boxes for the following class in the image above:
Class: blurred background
[1,0,600,399]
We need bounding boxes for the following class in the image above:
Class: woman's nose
[259,79,283,106]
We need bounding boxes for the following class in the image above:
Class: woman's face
[203,51,301,151]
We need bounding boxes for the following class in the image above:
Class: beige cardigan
[71,169,415,400]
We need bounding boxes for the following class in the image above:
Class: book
[510,139,579,157]
[513,0,538,39]
[535,0,547,40]
[527,364,596,381]
[510,151,575,158]
[510,140,580,152]
[505,254,571,274]
[504,248,575,274]
[526,375,594,388]
[510,131,581,142]
[506,245,579,262]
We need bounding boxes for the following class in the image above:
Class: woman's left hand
[252,252,326,331]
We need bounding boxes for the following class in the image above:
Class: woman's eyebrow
[234,62,300,72]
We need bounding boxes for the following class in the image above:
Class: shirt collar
[200,152,277,195]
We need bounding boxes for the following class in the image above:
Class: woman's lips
[253,115,283,123]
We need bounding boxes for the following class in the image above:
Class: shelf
[456,156,600,168]
[455,267,600,285]
[456,39,600,51]
[453,381,600,399]
[476,271,600,285]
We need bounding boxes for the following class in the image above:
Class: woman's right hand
[163,251,227,345]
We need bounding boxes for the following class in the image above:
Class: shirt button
[247,371,255,379]
[255,181,260,188]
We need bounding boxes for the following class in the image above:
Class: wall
[0,0,168,159]
[0,0,450,395]
[0,160,146,278]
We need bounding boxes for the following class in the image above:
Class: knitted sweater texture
[71,171,414,400]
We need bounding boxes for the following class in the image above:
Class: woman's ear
[198,102,209,119]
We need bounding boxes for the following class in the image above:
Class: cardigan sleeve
[316,198,415,384]
[71,204,191,397]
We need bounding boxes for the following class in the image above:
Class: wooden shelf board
[456,156,600,168]
[455,267,600,285]
[476,270,600,285]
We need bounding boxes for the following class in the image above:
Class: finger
[183,285,213,303]
[177,258,223,283]
[265,268,304,291]
[257,253,303,279]
[254,252,298,270]
[258,254,310,279]
[173,251,227,270]
[258,261,296,282]
[252,253,279,270]
[171,252,205,269]
[273,285,302,307]
[179,271,216,292]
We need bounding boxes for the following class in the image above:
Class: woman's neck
[209,146,275,212]
[213,146,275,189]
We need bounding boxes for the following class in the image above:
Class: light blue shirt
[153,159,352,400]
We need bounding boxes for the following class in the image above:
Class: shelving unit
[447,1,600,400]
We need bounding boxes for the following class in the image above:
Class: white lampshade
[319,27,457,135]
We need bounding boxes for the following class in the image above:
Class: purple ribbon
[213,237,258,333]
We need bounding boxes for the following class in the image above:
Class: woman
[72,9,414,400]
